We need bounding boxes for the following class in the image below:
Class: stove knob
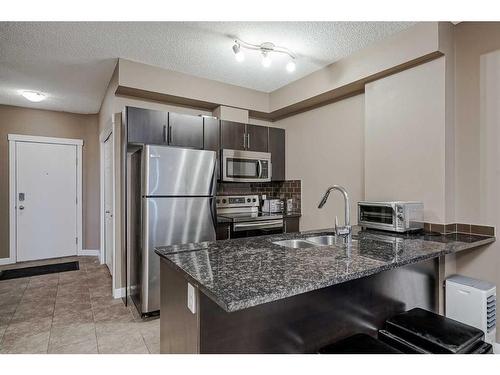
[216,199,220,204]
[252,198,257,202]
[222,199,227,204]
[247,198,251,203]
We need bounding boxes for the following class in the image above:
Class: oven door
[231,219,283,238]
[358,202,397,231]
[222,149,271,182]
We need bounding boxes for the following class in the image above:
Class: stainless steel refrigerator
[130,145,217,316]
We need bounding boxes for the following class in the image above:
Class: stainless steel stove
[216,195,283,237]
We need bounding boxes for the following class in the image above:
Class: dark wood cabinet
[246,124,268,152]
[216,223,231,240]
[284,217,300,233]
[203,117,221,180]
[203,117,220,151]
[168,113,203,149]
[268,127,285,180]
[220,120,247,150]
[127,107,167,145]
[126,107,285,180]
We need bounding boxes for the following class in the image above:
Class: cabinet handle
[247,133,251,149]
[169,124,172,144]
[242,133,246,149]
[163,125,168,144]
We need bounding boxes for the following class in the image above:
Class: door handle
[18,205,25,210]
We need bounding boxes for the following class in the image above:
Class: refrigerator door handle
[209,197,217,232]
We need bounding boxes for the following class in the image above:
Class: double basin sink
[273,235,339,249]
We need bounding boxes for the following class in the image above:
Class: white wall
[279,95,365,231]
[364,57,447,223]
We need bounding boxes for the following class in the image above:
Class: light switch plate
[187,283,196,314]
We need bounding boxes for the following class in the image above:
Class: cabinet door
[204,117,220,180]
[284,217,300,233]
[127,107,167,145]
[168,113,203,149]
[220,120,247,150]
[268,127,285,180]
[246,124,268,152]
[203,117,220,151]
[216,223,231,240]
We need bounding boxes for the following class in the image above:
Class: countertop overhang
[155,227,494,313]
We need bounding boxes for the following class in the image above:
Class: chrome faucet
[318,185,352,244]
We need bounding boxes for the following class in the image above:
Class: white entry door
[103,133,114,274]
[16,141,78,262]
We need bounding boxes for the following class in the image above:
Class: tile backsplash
[217,180,301,212]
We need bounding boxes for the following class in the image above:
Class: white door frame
[6,134,83,265]
[99,124,116,287]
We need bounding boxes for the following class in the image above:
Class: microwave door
[225,158,260,182]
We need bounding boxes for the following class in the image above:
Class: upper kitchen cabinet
[168,112,203,149]
[203,117,220,151]
[220,120,247,150]
[268,127,285,180]
[127,107,168,145]
[246,124,268,152]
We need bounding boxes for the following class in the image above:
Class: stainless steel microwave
[221,149,271,182]
[358,201,424,233]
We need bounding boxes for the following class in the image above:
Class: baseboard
[494,342,500,354]
[0,257,15,266]
[79,249,100,257]
[113,287,126,299]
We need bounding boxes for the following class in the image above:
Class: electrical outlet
[187,283,196,314]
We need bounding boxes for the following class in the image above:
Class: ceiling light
[232,43,244,62]
[261,52,272,68]
[286,60,296,73]
[232,39,297,72]
[22,91,46,102]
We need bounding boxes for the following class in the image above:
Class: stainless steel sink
[305,235,337,246]
[272,239,318,249]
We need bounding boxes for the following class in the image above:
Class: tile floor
[0,256,159,354]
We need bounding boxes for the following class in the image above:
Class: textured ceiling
[0,22,416,114]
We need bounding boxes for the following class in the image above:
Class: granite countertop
[155,227,494,313]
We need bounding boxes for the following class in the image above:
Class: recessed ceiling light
[22,91,46,102]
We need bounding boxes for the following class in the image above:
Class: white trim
[0,257,16,266]
[99,121,117,294]
[8,140,17,266]
[113,287,126,299]
[8,134,83,264]
[8,134,83,146]
[79,249,101,257]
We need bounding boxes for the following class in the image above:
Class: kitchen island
[155,227,494,353]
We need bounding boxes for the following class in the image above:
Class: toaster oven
[358,201,424,233]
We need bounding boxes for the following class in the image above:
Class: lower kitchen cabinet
[284,217,300,233]
[216,223,231,240]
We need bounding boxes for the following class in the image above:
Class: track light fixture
[232,39,297,73]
